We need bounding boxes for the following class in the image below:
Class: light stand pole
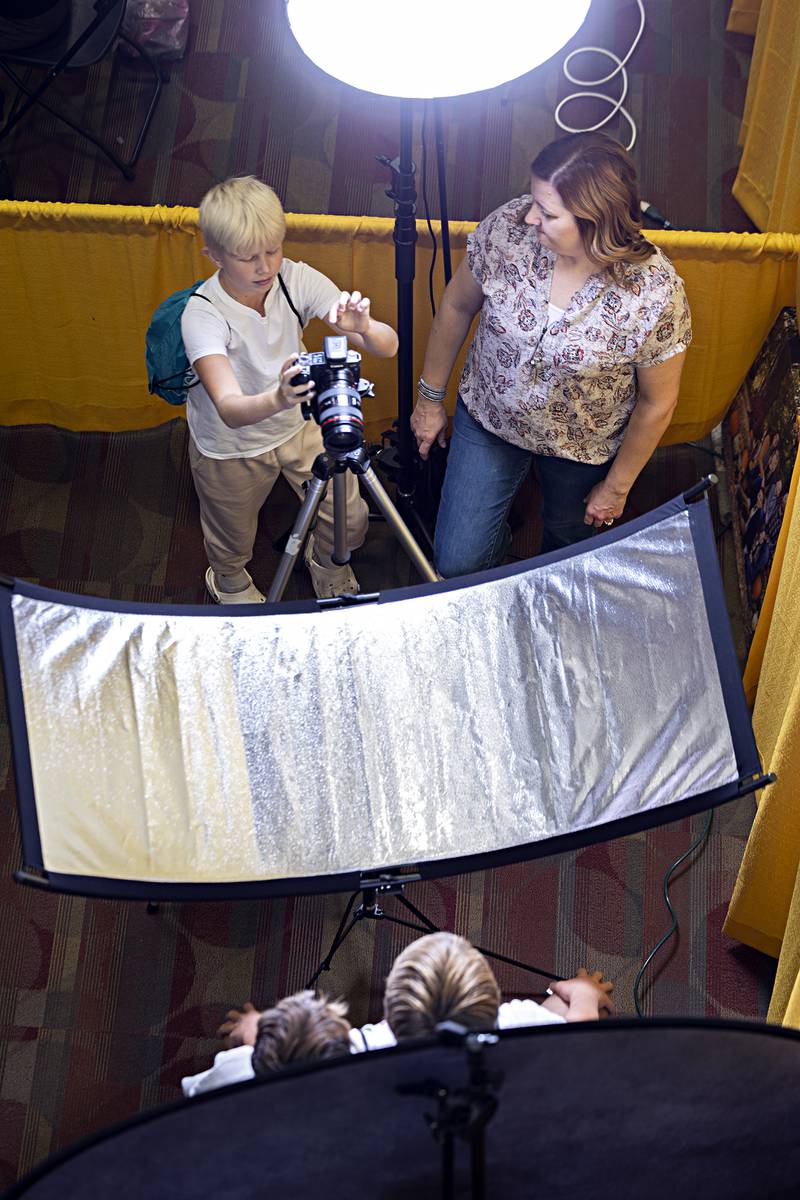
[375,99,454,542]
[376,100,419,507]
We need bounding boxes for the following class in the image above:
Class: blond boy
[181,176,398,602]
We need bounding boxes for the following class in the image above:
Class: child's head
[251,990,351,1076]
[198,175,286,259]
[383,932,502,1038]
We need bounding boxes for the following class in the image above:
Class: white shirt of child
[180,258,341,460]
[180,1000,565,1097]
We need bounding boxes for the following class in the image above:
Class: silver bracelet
[417,376,447,402]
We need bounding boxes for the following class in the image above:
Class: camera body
[295,335,371,453]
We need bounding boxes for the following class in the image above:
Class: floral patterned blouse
[460,196,692,464]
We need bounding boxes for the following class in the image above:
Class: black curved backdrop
[6,1019,800,1200]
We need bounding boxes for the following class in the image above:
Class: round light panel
[285,0,592,99]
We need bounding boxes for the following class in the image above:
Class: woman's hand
[583,477,629,528]
[327,291,371,336]
[411,398,448,460]
[276,353,313,411]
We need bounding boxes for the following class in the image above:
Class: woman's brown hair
[530,131,654,268]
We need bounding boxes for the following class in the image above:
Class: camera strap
[277,274,304,328]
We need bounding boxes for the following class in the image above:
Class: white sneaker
[205,567,266,605]
[304,539,360,600]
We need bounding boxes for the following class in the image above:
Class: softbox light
[0,488,765,900]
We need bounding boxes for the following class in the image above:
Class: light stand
[374,99,455,540]
[374,101,429,531]
[399,1026,502,1200]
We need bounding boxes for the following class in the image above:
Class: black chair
[0,0,162,181]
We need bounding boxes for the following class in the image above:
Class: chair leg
[0,36,163,183]
[117,33,162,171]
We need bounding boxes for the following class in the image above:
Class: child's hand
[550,968,615,1022]
[328,291,371,335]
[276,354,313,410]
[216,1001,262,1048]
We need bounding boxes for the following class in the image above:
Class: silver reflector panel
[11,507,738,885]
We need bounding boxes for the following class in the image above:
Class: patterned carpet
[0,0,777,1189]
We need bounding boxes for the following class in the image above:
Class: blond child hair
[198,175,286,257]
[384,933,501,1037]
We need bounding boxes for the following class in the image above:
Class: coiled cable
[555,0,646,151]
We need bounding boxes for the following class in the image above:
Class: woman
[411,132,691,577]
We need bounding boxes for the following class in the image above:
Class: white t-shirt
[180,258,341,459]
[180,999,565,1097]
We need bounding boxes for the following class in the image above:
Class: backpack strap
[278,273,304,327]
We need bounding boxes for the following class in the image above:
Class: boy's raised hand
[328,290,371,335]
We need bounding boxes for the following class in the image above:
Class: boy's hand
[276,353,314,411]
[550,968,615,1022]
[217,1001,262,1048]
[328,291,371,336]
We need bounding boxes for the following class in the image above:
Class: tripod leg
[304,890,360,990]
[267,476,329,602]
[358,464,440,583]
[332,471,350,566]
[395,895,440,933]
[395,894,561,981]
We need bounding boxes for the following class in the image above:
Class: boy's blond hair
[384,932,501,1037]
[251,990,351,1076]
[198,175,286,257]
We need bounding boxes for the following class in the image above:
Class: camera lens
[317,376,363,451]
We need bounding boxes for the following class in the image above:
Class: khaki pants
[188,422,369,578]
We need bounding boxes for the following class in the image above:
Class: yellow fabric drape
[730,0,800,232]
[727,0,763,37]
[1,201,799,443]
[724,444,800,1029]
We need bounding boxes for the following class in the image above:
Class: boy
[181,991,350,1097]
[181,176,398,603]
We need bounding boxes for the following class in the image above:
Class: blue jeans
[434,398,613,578]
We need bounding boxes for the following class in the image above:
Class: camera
[294,335,373,452]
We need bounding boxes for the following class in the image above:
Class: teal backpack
[145,275,304,406]
[145,280,213,406]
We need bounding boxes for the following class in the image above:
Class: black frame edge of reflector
[33,778,748,901]
[688,495,763,780]
[0,585,44,869]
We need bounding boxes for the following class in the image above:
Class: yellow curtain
[724,444,800,1028]
[1,201,799,442]
[730,0,800,232]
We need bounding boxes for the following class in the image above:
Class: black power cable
[632,809,715,1018]
[420,102,439,318]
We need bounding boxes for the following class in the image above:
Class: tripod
[305,872,561,991]
[267,441,440,603]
